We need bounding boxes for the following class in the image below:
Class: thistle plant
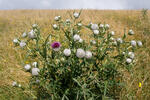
[13,11,142,100]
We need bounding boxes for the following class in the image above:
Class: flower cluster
[13,11,143,100]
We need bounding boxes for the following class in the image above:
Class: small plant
[13,11,143,99]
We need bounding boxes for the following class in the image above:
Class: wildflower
[18,84,21,87]
[73,12,79,18]
[24,64,31,71]
[137,41,142,47]
[90,40,96,45]
[128,52,135,59]
[110,37,115,41]
[122,52,125,55]
[112,41,117,46]
[76,48,85,58]
[131,40,136,47]
[110,31,115,36]
[22,32,27,38]
[139,82,142,88]
[79,38,83,43]
[128,29,134,35]
[20,41,26,48]
[32,68,40,76]
[32,24,38,28]
[36,79,40,83]
[53,24,58,29]
[12,81,17,87]
[91,24,99,30]
[63,49,71,56]
[73,34,80,41]
[28,30,36,39]
[58,16,61,19]
[51,42,61,51]
[61,57,65,61]
[117,38,123,44]
[93,30,99,35]
[77,23,82,27]
[105,24,110,28]
[32,62,38,67]
[13,39,19,44]
[126,58,132,64]
[66,19,70,23]
[54,16,59,21]
[85,51,92,59]
[99,24,104,28]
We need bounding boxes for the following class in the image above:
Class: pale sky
[0,0,149,10]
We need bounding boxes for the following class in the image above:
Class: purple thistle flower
[51,42,61,51]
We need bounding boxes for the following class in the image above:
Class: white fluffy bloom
[53,24,58,29]
[18,84,21,87]
[91,40,96,45]
[53,48,60,52]
[66,19,70,23]
[22,32,27,38]
[32,24,38,28]
[77,23,82,27]
[105,24,110,28]
[63,49,71,56]
[110,37,115,41]
[76,48,85,58]
[73,34,80,41]
[32,68,40,76]
[13,39,19,44]
[137,41,142,47]
[12,81,17,86]
[73,12,79,18]
[24,64,31,71]
[54,16,59,21]
[91,24,99,30]
[85,51,92,59]
[20,41,26,48]
[128,29,134,35]
[110,31,115,36]
[28,30,36,39]
[117,38,123,43]
[32,62,38,67]
[93,30,99,35]
[99,24,104,28]
[128,52,135,59]
[122,52,126,55]
[126,58,132,64]
[131,40,136,47]
[79,38,83,43]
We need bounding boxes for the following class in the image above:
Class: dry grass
[0,10,150,100]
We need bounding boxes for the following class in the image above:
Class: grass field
[0,10,150,100]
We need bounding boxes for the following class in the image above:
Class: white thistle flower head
[54,16,59,21]
[126,58,132,64]
[122,52,126,55]
[116,38,123,44]
[22,32,27,38]
[90,40,96,45]
[79,38,83,43]
[131,40,136,47]
[28,30,36,39]
[128,29,134,35]
[12,81,17,86]
[110,37,115,41]
[32,24,38,28]
[24,64,31,71]
[137,41,142,47]
[76,48,85,58]
[128,52,135,59]
[58,16,61,19]
[77,23,82,27]
[105,24,110,29]
[85,51,92,59]
[91,24,99,30]
[18,84,21,87]
[20,41,26,48]
[110,31,115,36]
[63,49,71,56]
[53,24,58,29]
[73,34,80,41]
[66,19,70,23]
[32,62,38,67]
[32,68,40,76]
[13,39,19,44]
[93,30,99,35]
[73,12,79,18]
[99,24,104,28]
